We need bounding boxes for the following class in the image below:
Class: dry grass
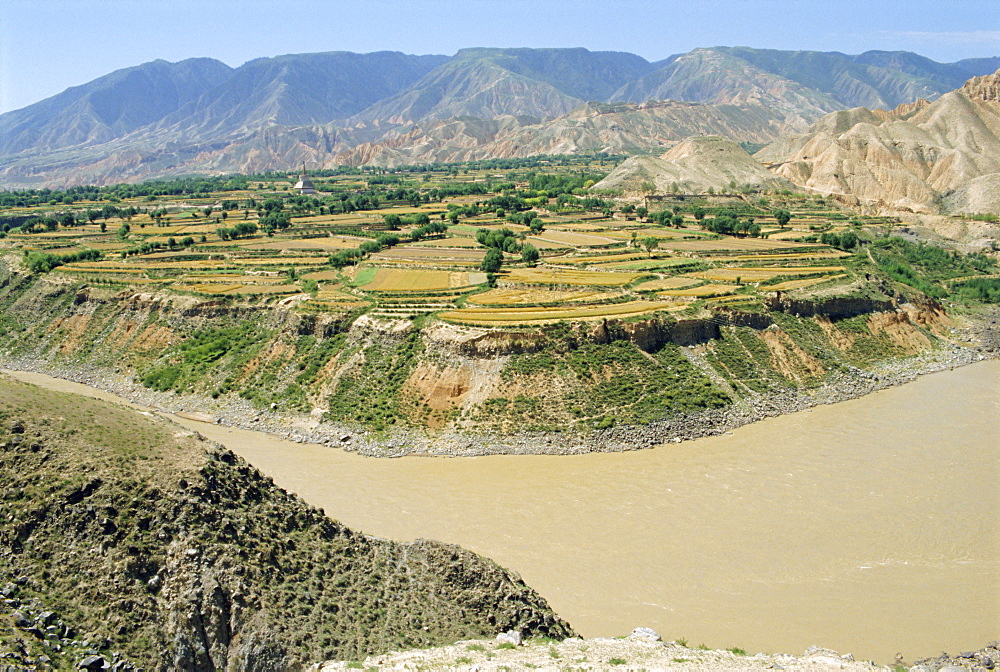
[301,270,343,281]
[561,252,649,265]
[529,230,619,247]
[602,228,696,241]
[411,237,482,248]
[244,237,365,251]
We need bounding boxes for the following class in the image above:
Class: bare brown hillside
[756,70,1000,214]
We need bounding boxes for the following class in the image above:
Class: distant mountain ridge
[1,46,997,187]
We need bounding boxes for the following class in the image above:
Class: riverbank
[2,307,996,458]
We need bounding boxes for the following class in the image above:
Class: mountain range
[1,46,998,188]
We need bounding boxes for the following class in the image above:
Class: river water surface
[6,361,999,664]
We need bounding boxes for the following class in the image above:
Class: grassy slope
[0,376,573,670]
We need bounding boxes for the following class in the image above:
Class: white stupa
[293,165,317,195]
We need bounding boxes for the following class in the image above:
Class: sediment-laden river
[6,361,998,664]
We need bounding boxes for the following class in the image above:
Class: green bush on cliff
[325,332,425,429]
[481,340,729,430]
[141,323,271,393]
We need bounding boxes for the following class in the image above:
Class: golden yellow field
[182,273,287,285]
[358,268,483,292]
[691,266,845,282]
[371,247,486,263]
[633,277,702,290]
[466,288,617,306]
[175,283,301,295]
[765,274,848,291]
[439,300,684,325]
[245,237,366,251]
[659,283,735,297]
[711,251,850,262]
[314,288,367,303]
[504,267,644,286]
[229,256,327,266]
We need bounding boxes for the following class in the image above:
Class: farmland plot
[505,268,644,287]
[439,300,682,326]
[467,288,618,306]
[357,268,484,292]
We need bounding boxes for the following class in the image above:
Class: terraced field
[504,268,645,286]
[357,268,485,292]
[661,238,825,253]
[438,299,683,326]
[3,161,926,340]
[467,288,618,305]
[691,266,846,282]
[371,247,485,265]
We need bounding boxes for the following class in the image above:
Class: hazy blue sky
[2,0,998,114]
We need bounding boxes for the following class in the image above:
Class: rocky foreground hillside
[0,375,572,670]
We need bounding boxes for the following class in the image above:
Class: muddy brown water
[6,362,998,665]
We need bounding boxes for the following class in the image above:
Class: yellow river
[6,361,998,665]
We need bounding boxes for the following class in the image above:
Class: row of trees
[24,248,102,274]
[328,233,403,268]
[216,222,258,240]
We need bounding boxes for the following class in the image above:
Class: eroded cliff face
[0,258,953,436]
